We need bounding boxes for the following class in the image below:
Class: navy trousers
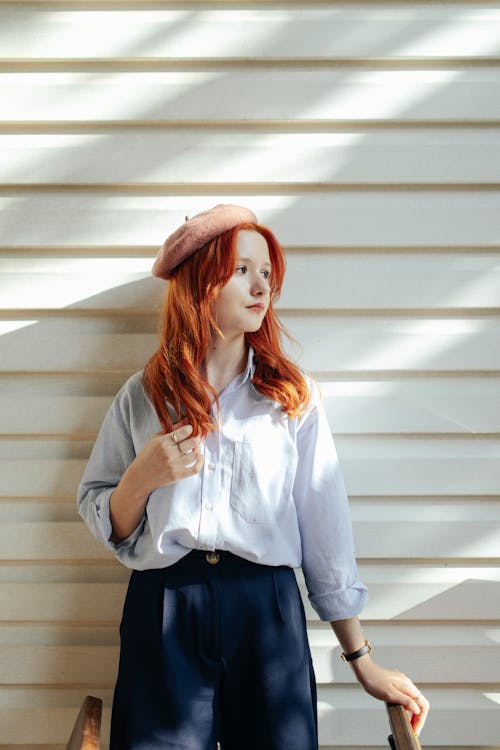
[110,550,318,750]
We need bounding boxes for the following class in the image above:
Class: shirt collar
[225,345,256,393]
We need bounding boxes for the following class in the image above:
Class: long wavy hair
[143,222,310,436]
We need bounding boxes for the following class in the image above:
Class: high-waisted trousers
[110,549,318,750]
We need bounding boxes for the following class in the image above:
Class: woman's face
[214,230,272,338]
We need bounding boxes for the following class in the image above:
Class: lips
[246,303,265,311]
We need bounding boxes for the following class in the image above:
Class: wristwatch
[340,640,373,663]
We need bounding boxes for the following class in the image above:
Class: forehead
[236,230,271,262]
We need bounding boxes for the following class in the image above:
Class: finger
[181,454,204,474]
[167,424,193,446]
[178,440,196,456]
[399,692,421,719]
[410,694,430,735]
[394,687,428,734]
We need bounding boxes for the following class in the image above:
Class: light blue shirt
[77,347,368,622]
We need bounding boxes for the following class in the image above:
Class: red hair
[143,222,310,436]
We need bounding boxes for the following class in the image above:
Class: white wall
[1,2,499,747]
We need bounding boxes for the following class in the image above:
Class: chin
[242,323,263,334]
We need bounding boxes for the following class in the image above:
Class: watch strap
[341,640,373,663]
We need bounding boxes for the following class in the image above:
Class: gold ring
[170,431,179,444]
[179,444,193,456]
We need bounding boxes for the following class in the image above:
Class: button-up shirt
[77,347,368,621]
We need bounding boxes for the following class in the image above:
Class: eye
[261,269,271,280]
[235,265,247,275]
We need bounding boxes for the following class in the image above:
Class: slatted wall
[1,1,500,747]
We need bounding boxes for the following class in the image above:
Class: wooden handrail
[386,703,423,750]
[65,695,102,750]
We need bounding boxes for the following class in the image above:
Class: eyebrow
[237,257,272,267]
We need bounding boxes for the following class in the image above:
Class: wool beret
[152,204,258,280]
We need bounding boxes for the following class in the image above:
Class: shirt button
[204,503,213,511]
[207,463,216,471]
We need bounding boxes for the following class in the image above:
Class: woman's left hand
[351,658,430,735]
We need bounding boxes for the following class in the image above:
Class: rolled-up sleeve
[293,383,368,622]
[77,398,145,552]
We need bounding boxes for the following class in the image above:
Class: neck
[203,334,248,395]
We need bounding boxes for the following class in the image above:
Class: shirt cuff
[309,581,369,622]
[94,488,145,552]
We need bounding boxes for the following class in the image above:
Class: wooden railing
[386,703,423,750]
[65,695,102,750]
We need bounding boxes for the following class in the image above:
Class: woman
[78,204,429,750]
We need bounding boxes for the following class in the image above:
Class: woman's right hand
[130,423,204,494]
[109,423,204,542]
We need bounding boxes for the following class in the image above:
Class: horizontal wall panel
[0,460,85,497]
[353,520,500,560]
[0,705,111,747]
[360,579,500,621]
[289,316,500,373]
[0,260,161,311]
[321,377,500,434]
[0,685,114,708]
[3,130,500,184]
[1,69,500,123]
[339,436,500,496]
[2,252,500,311]
[1,193,500,248]
[282,250,500,310]
[356,560,500,620]
[0,320,156,371]
[2,315,500,373]
[0,583,125,622]
[0,623,117,646]
[0,645,117,685]
[0,395,112,435]
[0,500,79,522]
[0,395,112,436]
[0,523,109,560]
[2,6,500,60]
[3,377,500,435]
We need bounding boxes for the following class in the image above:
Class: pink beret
[152,203,258,280]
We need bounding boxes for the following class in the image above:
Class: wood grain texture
[386,704,422,750]
[65,695,102,750]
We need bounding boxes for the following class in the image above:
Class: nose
[251,272,270,297]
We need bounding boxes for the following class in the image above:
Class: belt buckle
[205,551,220,565]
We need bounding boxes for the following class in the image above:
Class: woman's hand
[109,422,204,542]
[129,423,204,494]
[351,657,430,735]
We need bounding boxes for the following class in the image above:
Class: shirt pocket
[229,437,295,524]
